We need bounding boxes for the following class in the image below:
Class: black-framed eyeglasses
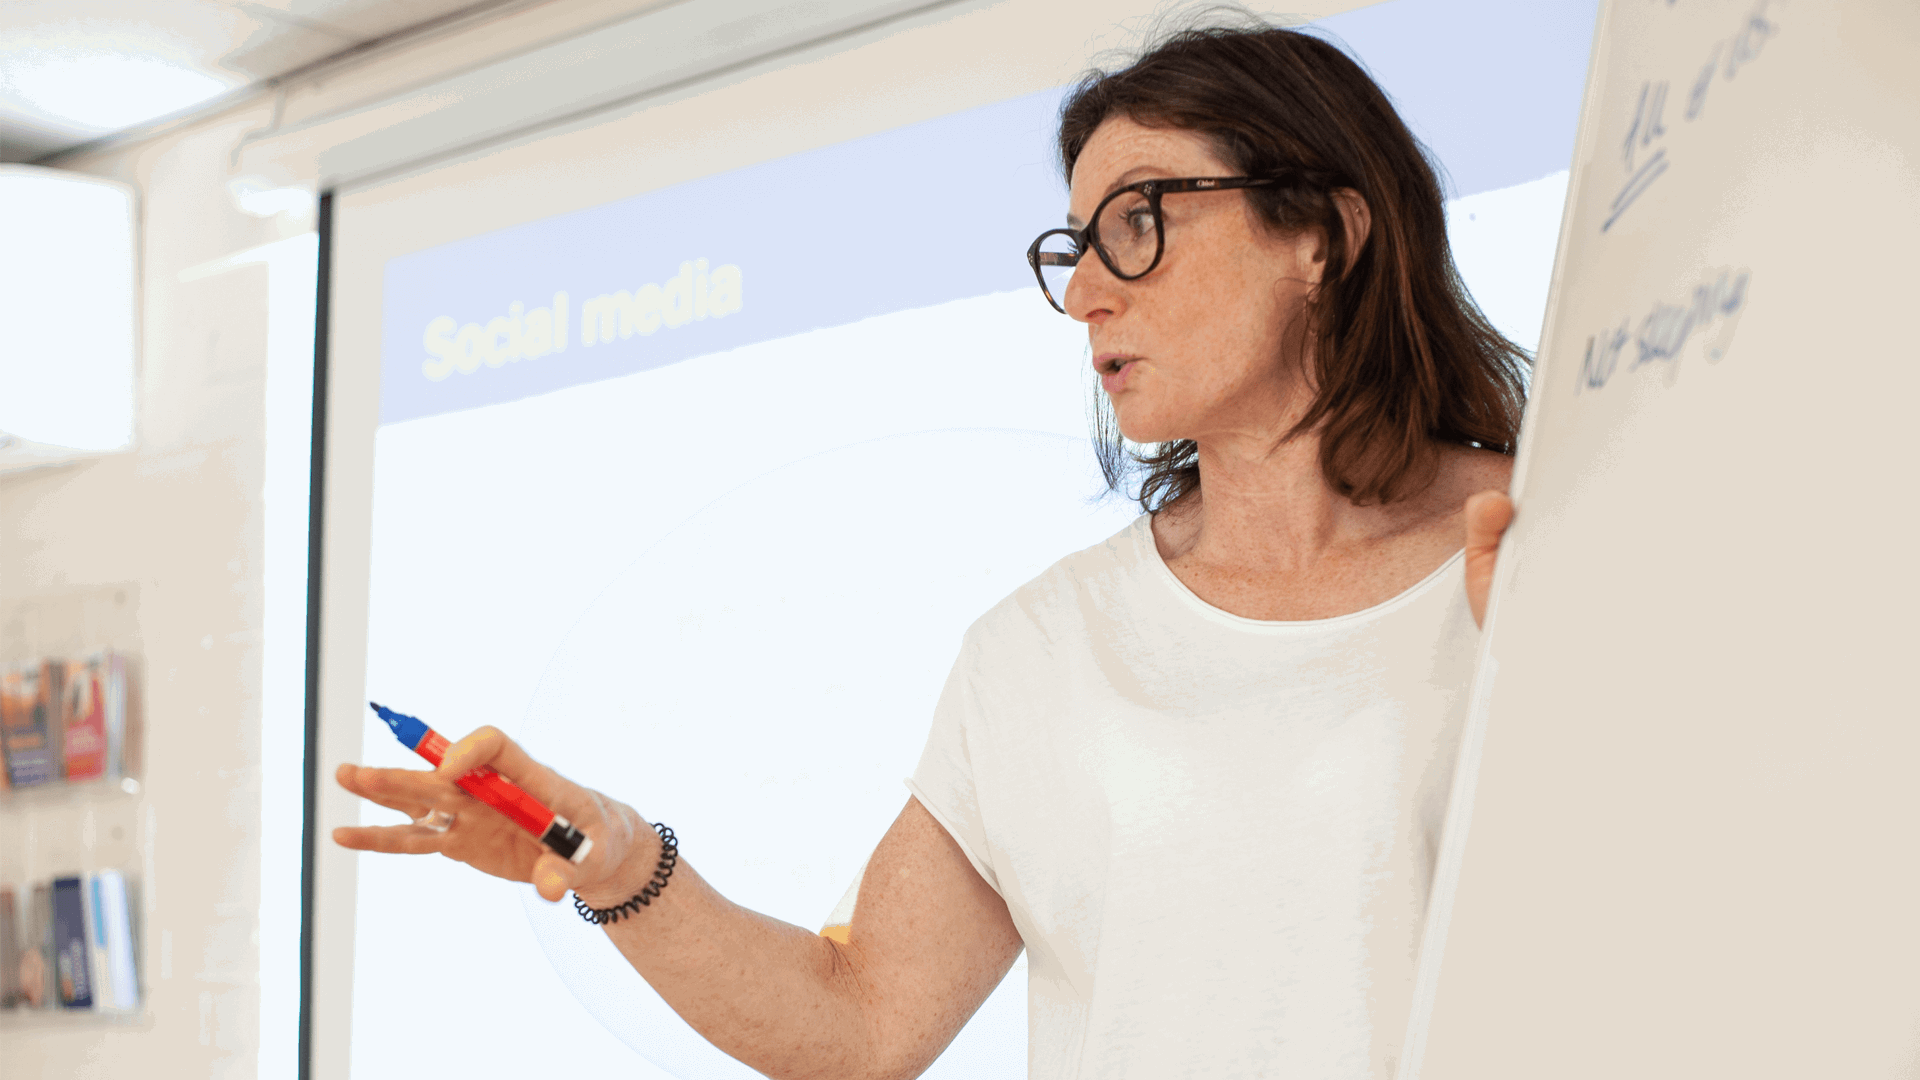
[1025,176,1287,314]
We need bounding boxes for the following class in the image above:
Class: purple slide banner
[377,0,1596,426]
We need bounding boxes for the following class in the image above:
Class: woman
[337,22,1524,1080]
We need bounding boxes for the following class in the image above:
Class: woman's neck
[1147,429,1507,622]
[1155,430,1407,574]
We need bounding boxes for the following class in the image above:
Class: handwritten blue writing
[1685,45,1721,120]
[1723,2,1778,80]
[1685,1,1777,121]
[1604,1,1779,233]
[1603,148,1669,233]
[1573,268,1750,397]
[1623,80,1670,172]
[1632,269,1749,371]
[1578,322,1629,394]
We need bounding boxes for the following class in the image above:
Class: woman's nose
[1064,253,1123,324]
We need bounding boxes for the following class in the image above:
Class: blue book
[51,876,92,1009]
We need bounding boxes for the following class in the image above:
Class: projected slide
[346,3,1596,1077]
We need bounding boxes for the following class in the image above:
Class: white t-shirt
[907,514,1477,1080]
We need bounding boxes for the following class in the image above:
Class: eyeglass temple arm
[1146,176,1285,196]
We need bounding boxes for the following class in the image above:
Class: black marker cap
[539,815,592,864]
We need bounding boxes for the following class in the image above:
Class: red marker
[369,702,592,863]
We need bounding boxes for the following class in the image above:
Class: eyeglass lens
[1034,188,1162,310]
[1034,234,1080,310]
[1094,188,1161,277]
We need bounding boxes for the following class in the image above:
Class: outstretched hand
[333,726,653,903]
[1463,490,1515,629]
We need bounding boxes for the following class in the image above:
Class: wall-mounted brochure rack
[0,587,146,1026]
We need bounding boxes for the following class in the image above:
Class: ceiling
[0,0,512,162]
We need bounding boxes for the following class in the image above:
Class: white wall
[0,103,293,1077]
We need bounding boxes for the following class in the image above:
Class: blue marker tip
[368,701,430,751]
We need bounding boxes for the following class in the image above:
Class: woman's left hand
[1463,490,1515,628]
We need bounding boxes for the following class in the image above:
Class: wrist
[572,820,672,909]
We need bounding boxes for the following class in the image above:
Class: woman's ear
[1329,188,1372,277]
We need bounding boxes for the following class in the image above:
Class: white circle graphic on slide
[515,427,1138,1079]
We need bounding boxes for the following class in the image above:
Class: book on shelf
[0,652,133,789]
[59,656,109,782]
[0,661,63,787]
[93,871,138,1011]
[3,873,139,1012]
[0,665,24,793]
[81,875,109,1012]
[24,883,51,1008]
[51,876,92,1009]
[0,888,17,1007]
[103,653,128,780]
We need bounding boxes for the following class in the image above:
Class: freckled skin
[1065,118,1514,622]
[332,116,1517,1080]
[335,729,1020,1080]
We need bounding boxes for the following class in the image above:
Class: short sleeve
[905,631,1001,896]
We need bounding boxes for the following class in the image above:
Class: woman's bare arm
[334,727,1021,1080]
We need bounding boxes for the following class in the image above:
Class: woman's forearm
[336,734,1015,1080]
[577,836,888,1080]
[570,798,1021,1080]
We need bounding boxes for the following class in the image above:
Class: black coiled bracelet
[573,822,677,925]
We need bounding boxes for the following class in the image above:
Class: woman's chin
[1111,407,1182,447]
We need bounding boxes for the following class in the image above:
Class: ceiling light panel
[0,1,257,147]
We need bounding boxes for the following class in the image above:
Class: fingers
[336,762,445,820]
[1464,489,1515,553]
[332,823,455,855]
[1463,489,1516,629]
[437,726,579,817]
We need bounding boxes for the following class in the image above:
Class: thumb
[530,851,576,903]
[1463,490,1515,629]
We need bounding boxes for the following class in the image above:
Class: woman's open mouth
[1096,354,1138,393]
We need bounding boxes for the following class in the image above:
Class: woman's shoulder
[965,513,1149,649]
[1449,443,1515,488]
[1418,443,1514,515]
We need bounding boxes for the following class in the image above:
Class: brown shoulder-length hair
[1060,21,1530,509]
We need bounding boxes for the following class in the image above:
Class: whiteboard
[1404,2,1920,1078]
